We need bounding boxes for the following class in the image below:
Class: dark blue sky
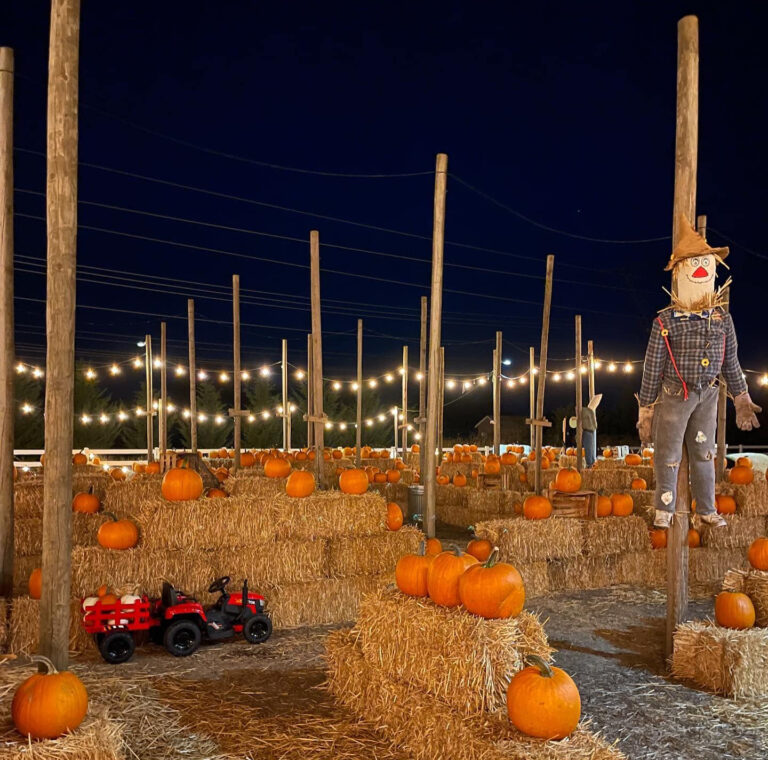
[4,1,767,428]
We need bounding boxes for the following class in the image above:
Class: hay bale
[369,481,410,508]
[516,562,550,598]
[435,483,468,507]
[616,551,666,588]
[581,516,649,556]
[547,555,622,592]
[326,628,625,760]
[700,514,766,549]
[12,555,40,596]
[354,587,552,714]
[14,513,111,557]
[13,473,112,518]
[8,596,93,654]
[672,620,768,698]
[718,480,768,517]
[229,539,330,584]
[328,527,422,577]
[689,547,747,585]
[723,567,768,627]
[224,473,286,498]
[102,473,164,509]
[475,518,583,563]
[0,598,7,651]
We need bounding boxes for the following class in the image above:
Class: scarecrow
[636,217,761,530]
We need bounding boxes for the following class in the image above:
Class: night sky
[4,1,768,442]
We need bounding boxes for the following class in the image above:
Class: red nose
[692,266,708,278]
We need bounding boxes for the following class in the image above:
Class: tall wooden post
[575,315,583,472]
[0,48,14,598]
[231,274,242,472]
[401,346,409,458]
[532,256,555,495]
[145,334,153,461]
[310,231,325,487]
[306,334,313,451]
[493,331,502,455]
[423,153,448,538]
[393,406,398,451]
[418,296,427,476]
[529,347,535,450]
[355,320,363,467]
[281,339,290,450]
[159,321,167,460]
[666,14,699,661]
[187,299,197,454]
[587,339,596,401]
[40,0,80,671]
[438,347,445,460]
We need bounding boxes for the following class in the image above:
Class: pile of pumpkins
[395,538,580,740]
[713,537,768,630]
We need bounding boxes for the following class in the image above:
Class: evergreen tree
[243,378,282,448]
[14,374,44,449]
[73,363,120,449]
[119,381,150,449]
[193,381,230,449]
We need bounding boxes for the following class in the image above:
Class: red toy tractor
[82,576,272,663]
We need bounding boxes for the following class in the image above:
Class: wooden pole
[423,153,448,539]
[529,347,535,450]
[282,339,290,450]
[575,315,583,473]
[39,0,80,671]
[666,14,699,662]
[355,320,362,468]
[418,296,427,477]
[310,231,325,487]
[401,346,408,458]
[232,274,241,472]
[187,299,197,454]
[587,339,595,400]
[159,321,167,461]
[393,405,398,451]
[438,347,445,460]
[533,256,555,495]
[0,47,14,598]
[493,331,502,455]
[145,335,153,461]
[306,334,313,451]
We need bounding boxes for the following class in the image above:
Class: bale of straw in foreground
[8,596,93,654]
[699,514,766,549]
[224,473,286,498]
[14,513,112,557]
[719,479,768,517]
[547,554,622,593]
[723,567,768,627]
[326,628,625,760]
[354,586,551,714]
[328,526,422,577]
[475,517,583,563]
[102,473,164,510]
[672,620,768,698]
[515,561,550,598]
[581,516,649,556]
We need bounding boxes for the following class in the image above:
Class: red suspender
[656,315,689,400]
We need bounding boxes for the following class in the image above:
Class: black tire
[98,630,136,664]
[243,613,272,644]
[163,619,202,657]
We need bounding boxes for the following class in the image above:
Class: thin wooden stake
[145,335,153,461]
[401,345,408,458]
[533,256,555,495]
[418,296,427,477]
[575,315,583,473]
[666,13,699,662]
[355,320,363,467]
[282,339,290,450]
[306,333,312,450]
[159,321,167,460]
[529,347,535,450]
[438,347,445,460]
[232,274,241,472]
[493,331,502,455]
[40,0,80,671]
[0,47,14,598]
[310,231,325,487]
[587,339,595,400]
[423,153,448,539]
[187,299,197,454]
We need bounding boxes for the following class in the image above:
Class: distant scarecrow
[637,218,761,530]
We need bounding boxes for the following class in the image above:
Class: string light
[377,414,386,422]
[477,377,487,386]
[414,432,422,440]
[289,404,297,412]
[259,366,270,377]
[351,382,359,391]
[248,414,255,422]
[85,368,97,380]
[241,371,251,381]
[415,372,424,382]
[532,367,539,375]
[198,413,207,422]
[566,371,575,381]
[579,365,587,375]
[219,372,229,382]
[519,376,527,385]
[80,414,92,424]
[261,410,270,419]
[623,362,633,373]
[214,414,224,425]
[175,365,186,376]
[135,407,144,417]
[384,373,394,383]
[198,370,208,381]
[295,370,305,380]
[15,363,26,374]
[506,379,515,389]
[117,411,128,421]
[152,401,159,410]
[760,374,768,386]
[167,403,176,413]
[325,422,333,430]
[32,367,43,378]
[462,381,472,391]
[332,381,342,391]
[398,367,405,375]
[446,379,456,389]
[133,357,143,369]
[594,361,602,370]
[368,379,378,388]
[153,358,162,369]
[20,403,33,414]
[553,373,562,382]
[109,364,121,376]
[98,414,109,424]
[339,423,347,431]
[366,419,373,427]
[608,363,617,373]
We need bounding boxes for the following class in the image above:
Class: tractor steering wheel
[208,576,231,594]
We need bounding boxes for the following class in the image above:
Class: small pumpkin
[500,452,517,465]
[715,494,737,515]
[145,461,161,475]
[386,502,404,531]
[603,448,613,458]
[12,656,88,740]
[458,547,525,619]
[436,474,450,485]
[387,469,402,483]
[28,568,42,599]
[425,537,442,555]
[411,444,420,453]
[453,473,467,488]
[395,541,434,596]
[374,472,388,484]
[715,591,755,629]
[610,493,634,517]
[507,655,581,740]
[240,451,256,468]
[596,495,612,517]
[554,467,581,493]
[264,457,292,479]
[484,458,501,475]
[426,546,479,607]
[97,513,139,550]
[687,528,701,548]
[466,536,493,562]
[748,537,768,571]
[72,486,100,514]
[286,470,315,498]
[736,456,753,468]
[523,495,552,520]
[624,453,643,466]
[72,451,87,466]
[729,465,754,485]
[649,528,667,549]
[206,487,228,498]
[109,467,126,481]
[630,477,647,490]
[339,468,368,494]
[161,468,204,501]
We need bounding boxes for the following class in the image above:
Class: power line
[709,226,768,263]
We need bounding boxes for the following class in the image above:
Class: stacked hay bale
[326,587,625,760]
[723,567,768,626]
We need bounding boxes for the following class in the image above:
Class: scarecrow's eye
[691,257,700,267]
[701,257,710,267]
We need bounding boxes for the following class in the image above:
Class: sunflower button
[701,358,710,367]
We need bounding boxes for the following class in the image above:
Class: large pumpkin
[729,465,754,485]
[715,591,755,629]
[72,486,100,514]
[427,547,478,607]
[458,548,525,619]
[264,457,291,479]
[286,470,315,498]
[12,656,88,739]
[610,493,634,517]
[161,468,203,501]
[339,468,368,494]
[715,494,737,515]
[386,502,403,531]
[28,568,42,599]
[748,537,768,571]
[507,655,581,740]
[554,467,581,493]
[523,495,552,520]
[500,452,517,465]
[395,541,434,597]
[97,513,139,550]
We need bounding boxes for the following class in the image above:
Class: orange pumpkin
[132,462,146,474]
[28,568,42,599]
[748,537,768,571]
[97,513,139,550]
[286,470,315,498]
[295,451,308,462]
[649,529,667,549]
[372,472,386,484]
[206,488,228,498]
[523,495,552,520]
[625,453,642,466]
[554,467,581,493]
[264,457,292,479]
[387,469,402,483]
[500,452,517,465]
[631,477,647,490]
[715,494,737,515]
[145,461,161,475]
[466,537,493,562]
[426,547,478,607]
[729,465,754,485]
[110,467,126,481]
[411,444,420,453]
[736,456,753,468]
[339,468,368,495]
[484,458,501,475]
[436,474,450,485]
[715,591,755,629]
[240,452,256,468]
[386,502,403,531]
[72,451,87,466]
[602,448,613,458]
[687,528,701,548]
[453,473,467,487]
[425,537,442,555]
[610,493,634,517]
[596,495,612,517]
[459,548,525,619]
[72,486,100,514]
[161,468,204,501]
[395,542,434,597]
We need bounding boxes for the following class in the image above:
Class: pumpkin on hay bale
[161,468,203,501]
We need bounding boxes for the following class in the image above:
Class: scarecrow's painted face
[680,255,716,285]
[672,255,718,310]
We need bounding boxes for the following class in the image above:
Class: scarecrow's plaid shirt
[638,306,747,406]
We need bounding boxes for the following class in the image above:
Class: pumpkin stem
[88,485,94,495]
[103,511,118,523]
[525,654,554,678]
[30,654,58,675]
[484,547,500,568]
[448,543,462,557]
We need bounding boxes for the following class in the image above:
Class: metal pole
[355,320,363,467]
[418,296,427,476]
[187,299,197,454]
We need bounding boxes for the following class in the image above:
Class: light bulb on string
[175,365,186,377]
[384,374,393,383]
[608,363,617,373]
[198,370,208,381]
[295,370,305,380]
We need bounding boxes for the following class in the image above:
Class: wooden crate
[547,487,597,519]
[476,470,512,490]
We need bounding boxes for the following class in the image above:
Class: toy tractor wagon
[82,576,272,664]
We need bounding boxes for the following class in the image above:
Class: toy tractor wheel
[163,619,202,657]
[243,613,272,644]
[98,630,136,664]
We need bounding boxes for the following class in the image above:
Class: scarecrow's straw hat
[664,216,729,271]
